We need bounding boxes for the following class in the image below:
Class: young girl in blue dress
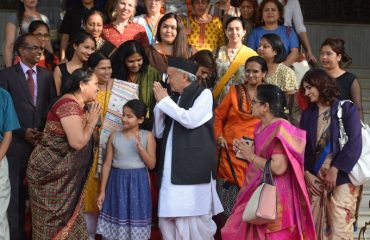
[96,99,156,240]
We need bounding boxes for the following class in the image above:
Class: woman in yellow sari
[213,17,257,104]
[83,52,113,239]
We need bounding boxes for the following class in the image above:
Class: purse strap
[337,100,349,150]
[217,147,238,184]
[261,159,274,185]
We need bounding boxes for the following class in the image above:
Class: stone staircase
[350,67,370,239]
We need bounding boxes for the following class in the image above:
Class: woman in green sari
[111,40,162,126]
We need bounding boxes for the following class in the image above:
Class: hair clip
[283,107,290,114]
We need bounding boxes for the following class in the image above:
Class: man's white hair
[176,68,197,82]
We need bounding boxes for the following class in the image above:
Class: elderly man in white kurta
[152,57,223,240]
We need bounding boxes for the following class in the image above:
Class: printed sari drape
[27,98,92,239]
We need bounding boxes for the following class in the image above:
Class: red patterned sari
[27,97,92,239]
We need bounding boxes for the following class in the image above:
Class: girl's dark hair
[156,13,189,59]
[240,0,258,27]
[88,51,108,69]
[66,31,96,61]
[261,33,287,63]
[320,38,353,68]
[83,9,107,25]
[123,99,148,129]
[61,69,95,95]
[189,50,215,70]
[225,16,246,30]
[28,20,57,70]
[245,56,268,73]
[16,0,25,28]
[299,69,340,105]
[256,0,284,27]
[111,40,148,80]
[256,84,287,119]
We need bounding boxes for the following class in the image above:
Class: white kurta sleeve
[287,0,306,33]
[153,104,166,138]
[156,89,213,129]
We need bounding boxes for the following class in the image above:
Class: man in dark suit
[0,33,56,240]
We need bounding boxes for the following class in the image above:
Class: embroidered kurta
[186,16,225,52]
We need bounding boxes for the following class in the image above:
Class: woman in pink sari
[222,84,316,239]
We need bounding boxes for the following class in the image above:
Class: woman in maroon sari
[222,84,316,239]
[27,69,101,239]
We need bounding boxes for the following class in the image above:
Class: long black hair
[111,40,148,80]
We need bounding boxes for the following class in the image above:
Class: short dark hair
[61,69,95,95]
[245,56,268,73]
[299,69,340,105]
[257,84,287,119]
[111,40,148,80]
[261,33,286,63]
[14,33,35,55]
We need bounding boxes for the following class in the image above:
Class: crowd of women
[0,0,365,239]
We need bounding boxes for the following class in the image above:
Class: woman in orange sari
[222,84,316,239]
[214,56,266,212]
[27,69,101,239]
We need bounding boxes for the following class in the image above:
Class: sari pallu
[222,120,316,240]
[27,98,92,239]
[213,45,257,104]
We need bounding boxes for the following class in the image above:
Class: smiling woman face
[124,52,143,74]
[302,82,320,103]
[159,17,178,44]
[74,38,96,62]
[245,61,265,86]
[225,19,246,45]
[84,13,104,40]
[115,0,137,21]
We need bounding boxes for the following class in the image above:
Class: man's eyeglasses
[33,33,50,39]
[21,45,44,51]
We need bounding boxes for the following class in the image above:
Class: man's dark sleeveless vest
[158,82,217,185]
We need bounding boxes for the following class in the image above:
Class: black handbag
[216,147,240,217]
